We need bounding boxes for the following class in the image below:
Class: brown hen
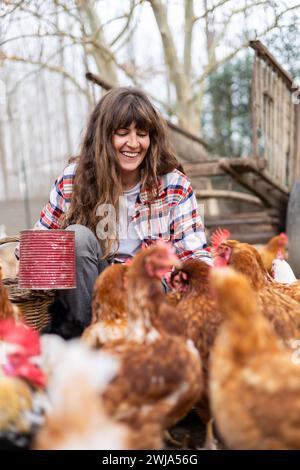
[210,267,300,450]
[82,264,128,347]
[214,240,300,342]
[259,232,288,274]
[173,259,223,422]
[268,277,300,305]
[101,243,203,441]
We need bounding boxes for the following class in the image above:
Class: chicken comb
[210,228,231,249]
[0,318,41,357]
[279,232,288,244]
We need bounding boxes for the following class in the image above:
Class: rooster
[0,318,46,447]
[209,267,300,450]
[82,264,129,348]
[213,232,300,342]
[259,232,288,275]
[101,243,203,444]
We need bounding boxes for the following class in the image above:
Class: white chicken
[272,258,297,284]
[34,335,141,450]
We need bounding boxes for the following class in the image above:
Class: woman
[35,87,211,337]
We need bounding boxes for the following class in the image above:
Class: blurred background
[0,0,299,235]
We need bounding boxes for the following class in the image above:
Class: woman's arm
[35,164,76,230]
[170,183,213,265]
[15,164,75,260]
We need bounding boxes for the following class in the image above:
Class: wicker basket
[0,236,55,331]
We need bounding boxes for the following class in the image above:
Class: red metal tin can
[18,230,76,289]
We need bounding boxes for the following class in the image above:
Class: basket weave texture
[0,236,55,331]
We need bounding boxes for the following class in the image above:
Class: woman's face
[112,121,150,179]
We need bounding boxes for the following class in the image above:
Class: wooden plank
[277,75,283,182]
[230,232,278,244]
[206,217,278,227]
[282,82,288,186]
[277,77,284,183]
[270,71,277,176]
[220,160,289,212]
[205,209,280,244]
[288,97,295,186]
[294,104,300,182]
[221,159,289,194]
[194,189,264,206]
[285,88,290,185]
[251,55,258,157]
[263,63,269,163]
[206,209,278,221]
[269,69,275,176]
[282,87,288,186]
[257,58,265,165]
[296,105,300,181]
[183,157,255,177]
[250,41,294,90]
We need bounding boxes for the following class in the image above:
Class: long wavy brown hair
[63,87,182,258]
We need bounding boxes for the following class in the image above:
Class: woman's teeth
[121,151,139,158]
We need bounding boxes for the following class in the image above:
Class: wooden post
[251,55,258,158]
[293,103,300,183]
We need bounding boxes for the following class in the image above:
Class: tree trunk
[77,0,119,86]
[0,116,8,199]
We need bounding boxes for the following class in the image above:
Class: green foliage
[201,54,253,157]
[202,23,300,158]
[265,18,300,79]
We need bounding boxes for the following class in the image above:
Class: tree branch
[184,0,194,78]
[109,0,139,47]
[147,0,188,104]
[193,0,231,24]
[0,51,89,98]
[193,2,300,90]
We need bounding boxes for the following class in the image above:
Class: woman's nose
[127,132,139,147]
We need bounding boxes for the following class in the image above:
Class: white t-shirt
[115,182,141,259]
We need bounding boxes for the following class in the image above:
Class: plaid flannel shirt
[35,163,212,264]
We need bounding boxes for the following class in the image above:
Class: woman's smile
[113,122,150,180]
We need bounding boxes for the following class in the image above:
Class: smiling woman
[113,122,150,189]
[32,87,211,337]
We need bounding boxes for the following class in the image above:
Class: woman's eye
[137,132,149,137]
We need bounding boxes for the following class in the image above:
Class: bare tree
[148,0,300,132]
[1,0,299,135]
[2,0,299,134]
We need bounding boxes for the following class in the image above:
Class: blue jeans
[50,225,108,338]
